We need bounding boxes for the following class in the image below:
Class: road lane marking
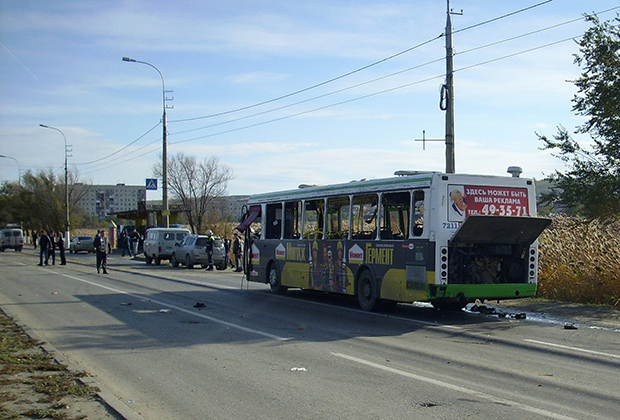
[57,272,291,342]
[332,352,581,420]
[524,339,620,360]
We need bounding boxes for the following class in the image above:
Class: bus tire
[268,263,287,294]
[357,270,379,311]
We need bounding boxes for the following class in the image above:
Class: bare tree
[153,153,233,233]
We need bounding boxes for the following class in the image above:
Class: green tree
[538,14,620,221]
[0,169,91,231]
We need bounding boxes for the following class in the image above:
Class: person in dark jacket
[56,232,66,265]
[48,230,56,265]
[38,229,50,266]
[93,230,111,274]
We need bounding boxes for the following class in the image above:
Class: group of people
[202,230,244,272]
[37,230,66,266]
[119,229,140,257]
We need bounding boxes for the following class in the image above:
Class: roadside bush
[537,215,620,306]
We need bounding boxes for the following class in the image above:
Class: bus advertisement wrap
[448,185,529,221]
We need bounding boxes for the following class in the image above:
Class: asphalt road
[1,249,619,420]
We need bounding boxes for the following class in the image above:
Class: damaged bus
[237,169,551,311]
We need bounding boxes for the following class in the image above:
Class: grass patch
[0,309,101,419]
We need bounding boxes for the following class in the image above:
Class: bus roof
[249,171,533,204]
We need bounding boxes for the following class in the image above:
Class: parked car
[143,228,190,265]
[0,228,24,252]
[171,234,228,270]
[69,236,95,253]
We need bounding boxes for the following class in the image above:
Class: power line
[169,0,556,125]
[80,3,620,174]
[169,35,442,123]
[168,6,607,139]
[169,32,589,146]
[74,121,161,166]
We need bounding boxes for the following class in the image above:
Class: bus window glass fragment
[303,199,324,239]
[326,196,350,239]
[381,191,410,240]
[351,194,378,240]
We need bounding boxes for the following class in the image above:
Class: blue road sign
[146,178,158,190]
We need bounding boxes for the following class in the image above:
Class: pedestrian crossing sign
[146,178,158,190]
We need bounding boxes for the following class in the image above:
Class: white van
[0,228,24,252]
[143,228,190,265]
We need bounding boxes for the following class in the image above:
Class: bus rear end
[430,174,551,309]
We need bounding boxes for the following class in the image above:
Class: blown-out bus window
[303,199,324,239]
[351,194,378,240]
[266,203,282,239]
[413,190,425,237]
[284,201,302,239]
[326,196,350,239]
[381,191,410,240]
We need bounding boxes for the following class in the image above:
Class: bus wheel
[268,264,287,294]
[357,270,379,311]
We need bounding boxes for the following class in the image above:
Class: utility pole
[443,0,461,174]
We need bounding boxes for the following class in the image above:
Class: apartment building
[75,183,146,219]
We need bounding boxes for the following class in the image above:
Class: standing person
[56,232,66,265]
[37,229,50,266]
[232,232,243,272]
[47,231,56,265]
[33,230,38,249]
[120,230,131,257]
[130,230,139,256]
[93,230,111,274]
[204,229,215,271]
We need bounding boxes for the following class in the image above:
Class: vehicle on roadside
[238,169,551,311]
[69,236,94,253]
[171,234,228,270]
[0,228,24,252]
[143,227,190,265]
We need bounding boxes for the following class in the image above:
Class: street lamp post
[39,124,70,245]
[0,154,21,185]
[122,56,171,228]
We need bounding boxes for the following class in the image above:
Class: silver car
[69,236,95,253]
[171,235,228,270]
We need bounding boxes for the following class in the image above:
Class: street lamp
[39,124,70,245]
[0,154,21,185]
[122,56,171,228]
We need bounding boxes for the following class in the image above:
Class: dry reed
[537,215,620,306]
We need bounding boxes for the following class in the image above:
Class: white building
[75,183,146,219]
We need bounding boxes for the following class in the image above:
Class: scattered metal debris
[564,323,578,330]
[290,367,307,372]
[193,302,206,308]
[469,304,527,320]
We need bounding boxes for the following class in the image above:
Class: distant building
[75,183,146,219]
[211,195,249,221]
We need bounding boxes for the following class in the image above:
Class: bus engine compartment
[447,215,551,285]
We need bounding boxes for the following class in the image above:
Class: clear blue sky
[1,0,618,197]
